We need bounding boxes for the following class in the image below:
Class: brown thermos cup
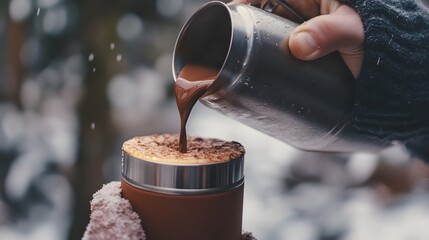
[121,134,245,240]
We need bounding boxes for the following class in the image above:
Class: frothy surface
[122,134,245,164]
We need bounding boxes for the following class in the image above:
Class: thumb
[288,6,363,61]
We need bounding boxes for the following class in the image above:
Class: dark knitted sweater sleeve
[340,0,429,161]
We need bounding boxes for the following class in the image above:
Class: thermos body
[121,150,245,240]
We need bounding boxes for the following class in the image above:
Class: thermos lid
[121,134,245,195]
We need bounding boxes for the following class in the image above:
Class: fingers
[288,5,364,77]
[289,5,363,59]
[231,0,364,78]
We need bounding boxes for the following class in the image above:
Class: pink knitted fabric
[82,182,145,240]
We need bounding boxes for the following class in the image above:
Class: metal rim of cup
[121,151,245,195]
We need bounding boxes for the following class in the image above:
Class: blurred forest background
[1,0,429,239]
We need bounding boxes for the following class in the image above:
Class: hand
[232,0,364,79]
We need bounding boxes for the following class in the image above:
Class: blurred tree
[68,0,123,239]
[2,0,25,106]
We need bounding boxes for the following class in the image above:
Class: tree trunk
[68,1,122,239]
[2,2,26,107]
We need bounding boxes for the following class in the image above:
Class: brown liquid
[175,65,218,153]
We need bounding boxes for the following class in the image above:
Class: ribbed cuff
[340,0,429,161]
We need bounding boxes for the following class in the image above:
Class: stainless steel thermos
[173,1,382,152]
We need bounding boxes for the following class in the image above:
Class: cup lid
[121,135,245,195]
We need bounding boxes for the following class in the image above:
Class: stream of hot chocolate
[174,65,219,153]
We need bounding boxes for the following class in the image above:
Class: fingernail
[293,32,318,56]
